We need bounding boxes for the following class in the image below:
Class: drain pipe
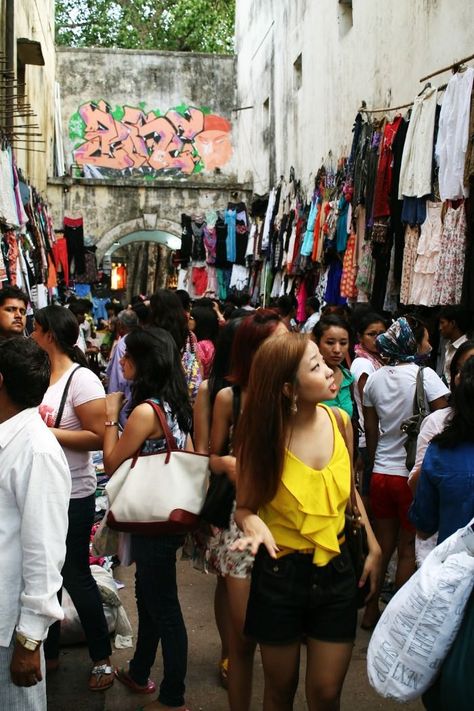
[5,0,15,133]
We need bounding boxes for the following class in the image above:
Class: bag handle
[54,365,83,428]
[144,399,179,464]
[332,406,360,519]
[414,366,427,419]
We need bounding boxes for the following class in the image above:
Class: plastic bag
[367,519,474,701]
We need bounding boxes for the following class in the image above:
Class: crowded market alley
[1,1,474,710]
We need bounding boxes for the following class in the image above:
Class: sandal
[89,663,114,691]
[218,658,228,689]
[115,667,157,694]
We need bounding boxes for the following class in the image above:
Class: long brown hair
[228,308,282,387]
[235,332,308,511]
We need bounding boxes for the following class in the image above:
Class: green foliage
[55,0,235,54]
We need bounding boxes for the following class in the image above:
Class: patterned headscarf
[376,317,417,364]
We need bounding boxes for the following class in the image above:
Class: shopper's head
[439,305,471,341]
[305,296,320,318]
[312,315,351,369]
[228,309,287,388]
[0,286,28,338]
[376,316,430,364]
[116,309,138,336]
[192,306,219,344]
[356,312,387,355]
[235,334,335,510]
[208,317,243,405]
[121,326,192,433]
[32,305,88,366]
[450,340,474,393]
[0,336,50,409]
[149,289,188,353]
[434,356,474,448]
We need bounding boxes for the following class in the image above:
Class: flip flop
[89,663,114,691]
[115,667,156,694]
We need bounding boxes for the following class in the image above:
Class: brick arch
[95,215,181,260]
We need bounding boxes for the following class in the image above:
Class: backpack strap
[54,365,83,428]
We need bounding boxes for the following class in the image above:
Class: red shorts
[370,473,415,531]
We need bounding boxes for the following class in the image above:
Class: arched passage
[95,215,182,261]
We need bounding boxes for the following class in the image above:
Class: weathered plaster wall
[235,0,474,193]
[48,47,247,250]
[56,47,238,180]
[4,0,56,190]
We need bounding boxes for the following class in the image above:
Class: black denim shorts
[245,543,358,645]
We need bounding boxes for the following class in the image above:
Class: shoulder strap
[414,366,427,418]
[331,406,358,514]
[54,365,83,428]
[231,385,241,428]
[145,400,179,464]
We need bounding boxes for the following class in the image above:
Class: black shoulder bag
[400,366,427,471]
[200,386,240,529]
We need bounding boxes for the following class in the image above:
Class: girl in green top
[312,315,354,417]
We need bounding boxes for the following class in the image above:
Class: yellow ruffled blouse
[259,405,351,566]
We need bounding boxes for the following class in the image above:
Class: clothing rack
[419,51,474,82]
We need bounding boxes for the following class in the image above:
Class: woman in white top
[361,316,449,629]
[32,305,112,691]
[350,312,387,507]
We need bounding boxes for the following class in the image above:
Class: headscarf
[376,317,417,365]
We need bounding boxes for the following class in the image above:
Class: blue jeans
[44,494,111,663]
[129,534,187,707]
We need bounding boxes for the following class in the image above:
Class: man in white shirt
[0,337,70,710]
[300,296,321,333]
[439,305,471,385]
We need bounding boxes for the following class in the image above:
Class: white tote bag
[367,519,474,702]
[106,400,209,534]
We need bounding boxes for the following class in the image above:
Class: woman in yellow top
[233,333,381,711]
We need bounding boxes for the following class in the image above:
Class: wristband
[104,420,119,427]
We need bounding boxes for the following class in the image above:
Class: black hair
[34,305,89,367]
[306,296,320,312]
[175,289,192,312]
[149,289,188,353]
[0,285,28,308]
[313,314,352,342]
[404,314,428,346]
[277,294,297,317]
[449,340,474,393]
[439,305,471,334]
[131,301,150,326]
[357,312,387,336]
[125,327,192,433]
[433,356,474,448]
[193,297,216,310]
[68,301,87,317]
[105,301,122,316]
[0,336,50,408]
[192,306,219,343]
[208,318,242,405]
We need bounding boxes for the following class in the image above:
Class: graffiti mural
[69,100,233,178]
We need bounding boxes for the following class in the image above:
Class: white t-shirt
[363,364,449,477]
[350,357,377,448]
[39,365,105,498]
[408,407,453,481]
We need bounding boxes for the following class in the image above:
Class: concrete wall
[56,47,238,181]
[235,0,474,193]
[1,0,56,190]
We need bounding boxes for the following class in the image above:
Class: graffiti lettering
[70,100,232,178]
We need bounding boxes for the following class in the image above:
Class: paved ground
[47,561,424,710]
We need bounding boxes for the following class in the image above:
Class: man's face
[0,298,27,337]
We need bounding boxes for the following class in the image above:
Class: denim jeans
[129,534,187,707]
[44,494,111,663]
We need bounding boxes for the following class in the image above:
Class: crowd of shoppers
[1,284,473,711]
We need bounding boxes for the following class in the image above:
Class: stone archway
[96,213,182,261]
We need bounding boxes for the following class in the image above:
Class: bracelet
[104,420,119,427]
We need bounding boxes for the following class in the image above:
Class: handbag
[333,407,370,608]
[200,386,240,529]
[106,400,210,535]
[400,366,427,471]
